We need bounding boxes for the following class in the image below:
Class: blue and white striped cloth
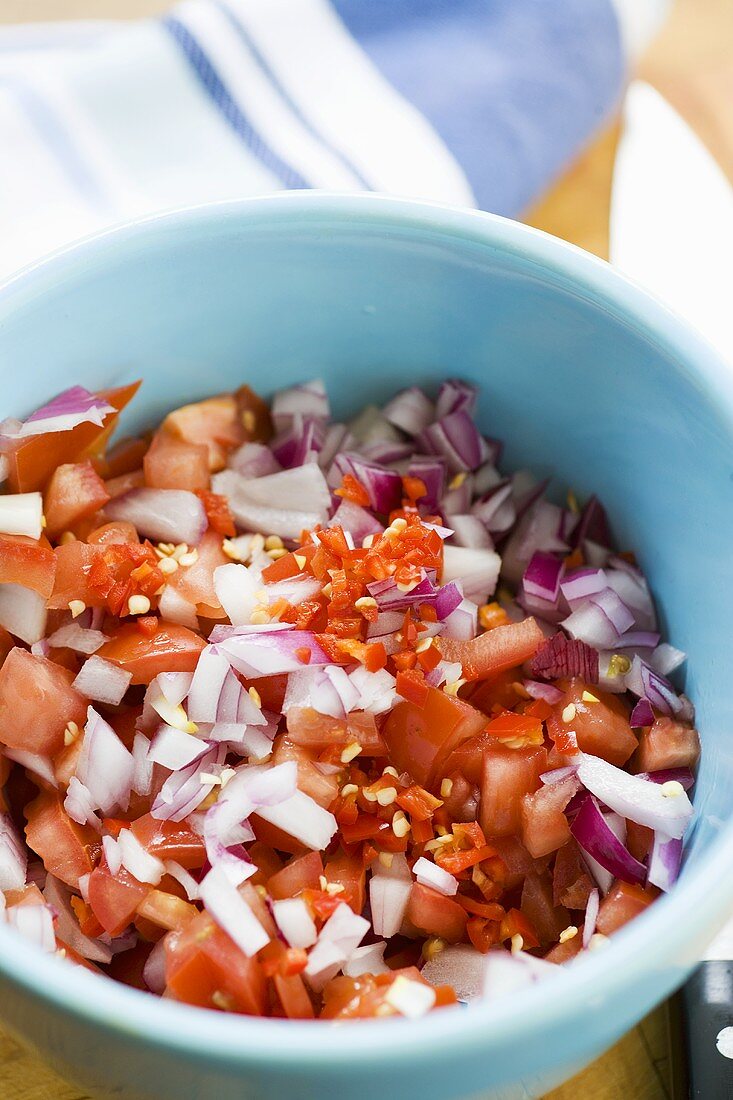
[0,0,661,278]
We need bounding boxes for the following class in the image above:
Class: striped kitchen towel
[0,0,665,278]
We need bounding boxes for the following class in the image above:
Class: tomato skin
[382,687,487,788]
[44,461,110,538]
[438,617,544,682]
[165,911,267,1014]
[520,776,577,858]
[0,534,56,598]
[480,745,548,838]
[268,851,324,899]
[0,648,87,755]
[407,883,467,943]
[97,622,206,685]
[24,791,96,889]
[520,871,569,945]
[633,717,700,773]
[286,708,386,756]
[546,679,637,767]
[143,431,210,492]
[130,813,206,869]
[49,542,108,609]
[86,521,139,546]
[162,394,244,472]
[88,864,149,936]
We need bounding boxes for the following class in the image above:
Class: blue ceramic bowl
[0,193,731,1100]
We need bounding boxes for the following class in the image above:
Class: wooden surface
[0,0,730,1097]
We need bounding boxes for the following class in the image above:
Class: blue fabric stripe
[215,2,373,190]
[2,77,111,213]
[330,0,624,217]
[163,15,308,190]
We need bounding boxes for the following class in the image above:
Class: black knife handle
[681,961,733,1099]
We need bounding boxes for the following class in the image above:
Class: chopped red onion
[524,680,564,706]
[187,645,264,727]
[3,747,56,788]
[271,416,324,469]
[228,442,281,479]
[407,455,446,511]
[562,588,635,649]
[570,794,647,886]
[105,488,207,546]
[441,544,500,604]
[384,976,436,1018]
[217,629,329,679]
[142,937,167,994]
[47,622,108,655]
[343,940,389,977]
[441,598,478,641]
[256,788,337,851]
[501,499,568,586]
[650,643,686,677]
[605,565,657,632]
[540,765,579,785]
[43,875,112,964]
[263,574,323,610]
[200,865,270,957]
[0,492,43,539]
[6,903,56,953]
[158,584,198,629]
[383,387,435,435]
[117,828,165,885]
[330,499,384,543]
[637,768,694,790]
[629,699,655,728]
[617,631,661,650]
[472,481,516,536]
[272,379,330,429]
[73,656,132,705]
[147,725,206,771]
[75,707,135,816]
[412,856,458,896]
[305,902,369,990]
[64,777,102,831]
[447,514,493,550]
[560,568,608,607]
[212,563,261,627]
[102,835,122,876]
[157,672,193,707]
[151,744,225,822]
[583,887,600,948]
[332,453,402,514]
[625,655,684,717]
[647,832,683,892]
[0,583,47,644]
[319,423,353,471]
[132,732,153,798]
[577,753,693,839]
[482,949,558,1002]
[359,440,414,465]
[435,380,477,419]
[0,813,27,891]
[348,665,397,715]
[421,944,486,1003]
[523,551,565,604]
[213,464,331,540]
[419,410,487,474]
[369,852,412,938]
[272,897,318,949]
[440,473,472,515]
[163,860,201,901]
[3,386,114,440]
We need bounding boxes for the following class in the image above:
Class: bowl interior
[0,195,731,1092]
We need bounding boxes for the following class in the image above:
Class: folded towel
[0,0,656,277]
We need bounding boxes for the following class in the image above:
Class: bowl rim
[0,190,732,1073]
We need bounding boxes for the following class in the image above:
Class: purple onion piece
[570,795,647,886]
[529,632,599,683]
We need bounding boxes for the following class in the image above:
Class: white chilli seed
[661,780,685,799]
[562,703,577,723]
[376,786,398,807]
[340,742,362,764]
[68,600,86,618]
[127,595,151,616]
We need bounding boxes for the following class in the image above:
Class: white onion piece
[382,386,434,434]
[348,665,397,715]
[207,762,297,845]
[200,866,270,957]
[3,747,56,788]
[43,875,112,964]
[157,672,193,707]
[132,732,153,797]
[147,726,205,771]
[164,860,201,901]
[152,744,225,822]
[105,488,207,545]
[342,940,389,977]
[213,563,262,627]
[412,857,458,897]
[0,583,46,644]
[282,665,359,719]
[47,623,108,655]
[6,904,56,953]
[0,813,27,891]
[441,598,478,641]
[75,707,135,816]
[441,544,500,603]
[272,898,318,949]
[64,778,102,831]
[255,789,337,851]
[157,584,198,629]
[305,902,369,990]
[73,656,131,705]
[0,492,43,539]
[103,835,122,876]
[117,829,165,885]
[447,514,493,550]
[385,975,436,1018]
[421,944,487,1003]
[272,379,330,428]
[212,465,331,540]
[143,937,167,994]
[650,643,686,678]
[482,949,558,1002]
[228,442,281,478]
[263,574,323,610]
[369,852,412,938]
[583,888,601,948]
[3,386,114,439]
[577,753,693,839]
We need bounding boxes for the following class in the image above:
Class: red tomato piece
[105,470,145,499]
[286,708,386,756]
[130,813,206,869]
[267,853,327,903]
[136,889,197,933]
[24,791,96,889]
[480,745,548,837]
[161,394,244,472]
[273,972,315,1019]
[168,529,228,616]
[595,881,656,936]
[143,431,210,492]
[44,461,110,538]
[546,679,638,767]
[625,820,654,863]
[552,840,594,909]
[49,541,108,609]
[97,621,206,685]
[104,436,150,480]
[86,521,140,546]
[382,687,487,788]
[88,864,150,936]
[0,534,56,598]
[520,871,569,945]
[633,716,700,773]
[165,910,267,1014]
[520,776,577,858]
[0,648,87,755]
[438,617,544,682]
[407,883,467,943]
[324,849,365,914]
[271,737,339,809]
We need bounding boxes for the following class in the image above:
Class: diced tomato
[324,849,365,914]
[486,711,544,748]
[196,490,236,537]
[286,708,386,756]
[88,864,149,937]
[143,431,209,492]
[130,814,206,869]
[168,529,228,616]
[247,841,283,885]
[5,883,47,909]
[86,521,140,546]
[49,541,108,609]
[104,436,150,480]
[382,687,487,788]
[24,791,96,889]
[546,679,637,767]
[520,872,569,945]
[441,729,494,786]
[235,385,273,444]
[271,737,339,809]
[105,470,145,498]
[0,534,56,598]
[464,669,524,715]
[162,394,245,472]
[0,648,86,755]
[5,381,140,493]
[44,461,110,538]
[165,909,267,1014]
[439,772,480,824]
[273,972,315,1019]
[552,840,594,909]
[250,816,307,856]
[480,745,548,837]
[407,883,467,943]
[520,776,577,858]
[97,621,206,685]
[247,674,288,714]
[106,941,152,990]
[321,967,453,1019]
[438,617,544,682]
[136,889,197,933]
[625,820,654,863]
[633,717,700,773]
[500,907,540,950]
[596,881,656,936]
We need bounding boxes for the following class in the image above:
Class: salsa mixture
[0,378,699,1019]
